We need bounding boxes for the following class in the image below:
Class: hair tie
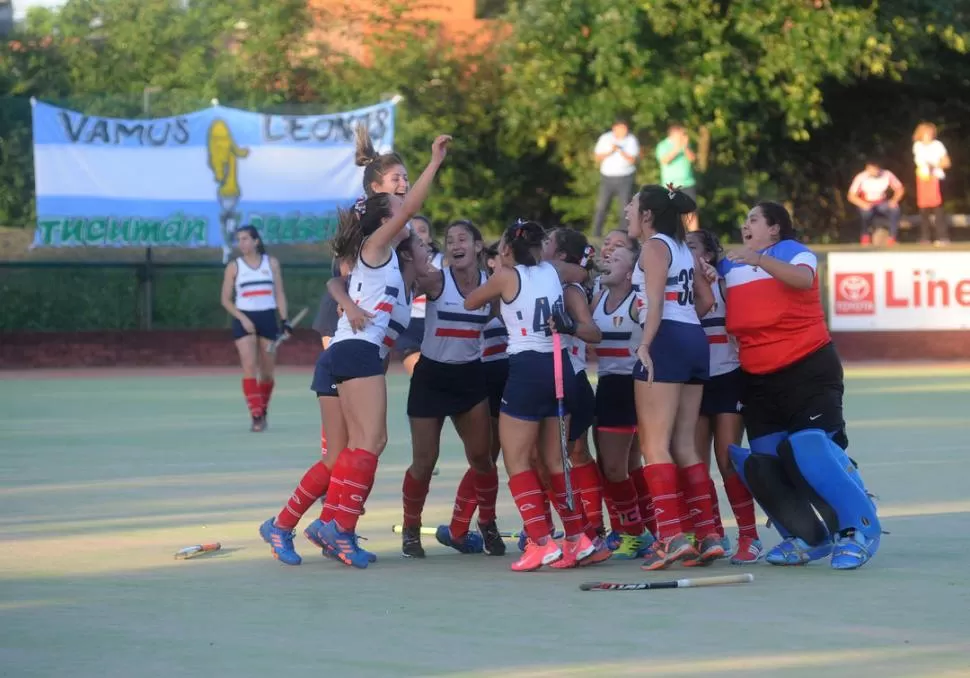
[665,182,679,200]
[579,244,595,268]
[353,196,367,217]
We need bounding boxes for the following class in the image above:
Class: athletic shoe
[319,519,370,569]
[610,532,642,560]
[830,530,879,570]
[251,415,266,433]
[511,538,562,572]
[517,529,529,553]
[435,525,484,554]
[258,517,301,566]
[401,526,425,559]
[765,537,833,566]
[578,536,612,567]
[478,521,506,556]
[635,530,657,558]
[640,534,698,571]
[682,534,726,567]
[717,534,732,559]
[730,536,764,564]
[604,530,623,551]
[306,519,377,563]
[550,534,597,569]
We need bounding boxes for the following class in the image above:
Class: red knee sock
[710,477,725,538]
[677,467,696,534]
[644,463,681,540]
[570,462,604,534]
[604,478,642,535]
[276,461,331,530]
[448,468,477,537]
[259,379,275,414]
[242,378,263,418]
[724,473,759,539]
[683,463,718,539]
[319,448,353,523]
[509,470,550,542]
[549,472,585,538]
[402,469,432,530]
[333,449,379,532]
[473,467,499,524]
[631,466,657,537]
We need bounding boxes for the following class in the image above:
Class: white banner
[827,251,970,331]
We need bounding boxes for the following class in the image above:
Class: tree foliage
[1,0,968,241]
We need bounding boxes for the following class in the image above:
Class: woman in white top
[686,229,763,565]
[464,220,596,572]
[305,134,450,570]
[399,215,445,374]
[220,225,290,432]
[912,122,951,245]
[625,184,721,571]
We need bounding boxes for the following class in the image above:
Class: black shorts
[231,309,279,341]
[568,370,596,442]
[741,343,847,448]
[634,320,709,384]
[484,359,509,419]
[310,349,338,398]
[502,350,577,421]
[595,373,637,429]
[396,317,425,356]
[407,357,488,418]
[701,368,743,417]
[327,339,384,384]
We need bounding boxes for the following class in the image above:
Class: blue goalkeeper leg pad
[778,429,881,570]
[729,438,830,549]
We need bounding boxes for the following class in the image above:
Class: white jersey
[632,234,700,325]
[234,254,276,312]
[332,248,411,359]
[563,282,588,374]
[592,288,641,376]
[481,317,508,363]
[501,262,564,355]
[410,251,444,319]
[701,280,740,377]
[421,268,489,364]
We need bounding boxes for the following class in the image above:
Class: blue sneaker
[765,537,833,566]
[604,530,623,551]
[635,531,657,558]
[517,529,529,553]
[258,517,302,566]
[319,520,370,569]
[717,534,732,560]
[831,530,879,570]
[305,519,377,563]
[436,525,484,554]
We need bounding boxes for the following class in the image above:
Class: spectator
[655,124,697,203]
[592,117,640,236]
[912,123,951,246]
[846,162,905,246]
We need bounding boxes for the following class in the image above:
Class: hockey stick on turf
[391,525,565,540]
[174,543,222,560]
[551,332,575,511]
[267,307,308,354]
[579,573,754,592]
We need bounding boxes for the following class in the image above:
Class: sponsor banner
[30,99,397,258]
[827,251,970,331]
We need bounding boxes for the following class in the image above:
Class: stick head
[579,582,597,591]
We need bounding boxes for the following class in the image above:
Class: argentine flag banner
[30,99,397,258]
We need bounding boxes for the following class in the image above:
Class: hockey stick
[391,525,565,540]
[551,332,574,511]
[579,573,754,592]
[267,307,308,354]
[174,543,222,560]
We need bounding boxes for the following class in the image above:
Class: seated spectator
[847,161,905,246]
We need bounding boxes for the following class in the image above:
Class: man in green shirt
[655,124,697,202]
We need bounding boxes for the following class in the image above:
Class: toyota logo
[839,274,871,301]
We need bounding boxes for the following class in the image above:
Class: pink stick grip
[552,333,564,399]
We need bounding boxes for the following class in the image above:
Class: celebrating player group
[227,126,881,574]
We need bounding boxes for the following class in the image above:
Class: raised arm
[361,135,451,265]
[692,257,715,318]
[465,268,516,311]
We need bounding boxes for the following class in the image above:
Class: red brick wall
[2,329,968,369]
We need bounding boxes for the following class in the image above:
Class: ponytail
[330,193,394,260]
[636,184,697,242]
[503,219,545,266]
[355,122,407,196]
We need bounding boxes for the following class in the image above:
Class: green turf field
[2,366,970,677]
